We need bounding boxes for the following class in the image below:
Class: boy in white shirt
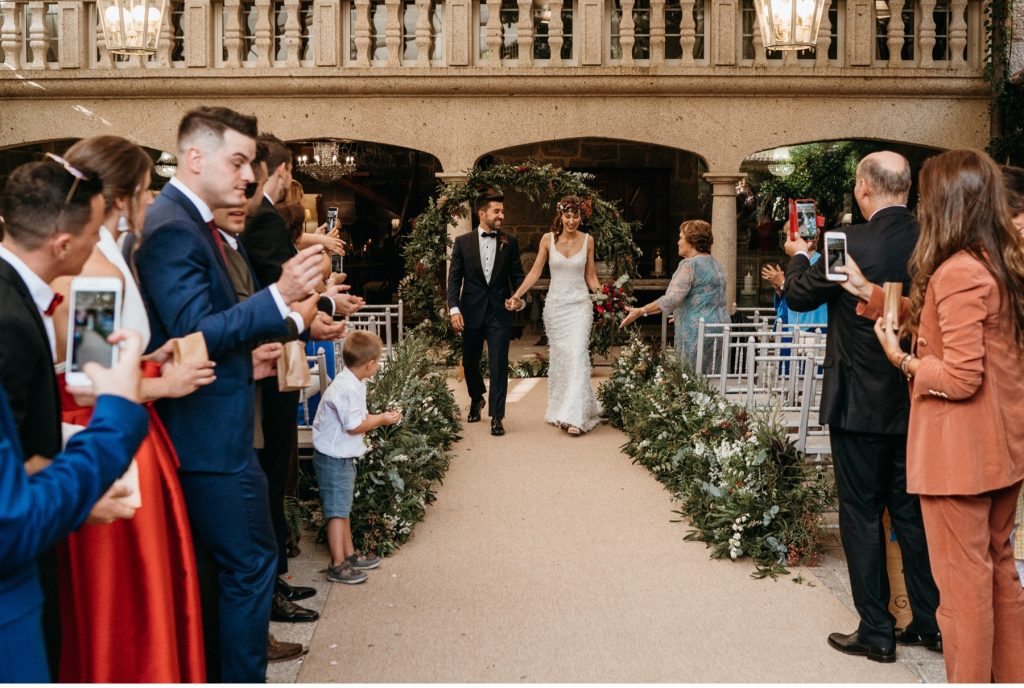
[312,331,402,584]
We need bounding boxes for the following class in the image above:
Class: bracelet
[898,353,914,378]
[641,306,649,316]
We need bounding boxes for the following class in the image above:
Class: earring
[117,214,130,233]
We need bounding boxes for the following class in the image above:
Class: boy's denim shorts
[312,450,357,519]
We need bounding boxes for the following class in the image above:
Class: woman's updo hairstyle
[680,219,714,254]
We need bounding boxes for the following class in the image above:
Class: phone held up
[65,276,122,388]
[326,206,338,232]
[331,252,344,275]
[823,231,849,282]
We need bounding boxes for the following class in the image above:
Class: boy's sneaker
[347,551,382,571]
[326,562,368,585]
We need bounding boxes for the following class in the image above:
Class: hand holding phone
[326,207,338,232]
[824,231,849,282]
[65,277,123,389]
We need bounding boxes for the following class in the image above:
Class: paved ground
[267,371,946,683]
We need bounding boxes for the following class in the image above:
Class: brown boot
[267,633,307,663]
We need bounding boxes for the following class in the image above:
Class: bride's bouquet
[589,274,634,357]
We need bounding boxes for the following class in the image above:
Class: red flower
[596,304,606,314]
[515,165,530,173]
[602,285,610,294]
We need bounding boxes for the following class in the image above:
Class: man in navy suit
[135,107,324,682]
[446,190,526,437]
[0,331,149,683]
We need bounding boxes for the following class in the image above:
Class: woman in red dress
[51,136,214,682]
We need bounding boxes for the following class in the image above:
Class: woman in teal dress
[621,220,730,370]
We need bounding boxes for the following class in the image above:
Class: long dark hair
[909,149,1024,350]
[65,135,152,234]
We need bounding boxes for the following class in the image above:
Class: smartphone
[326,207,338,232]
[823,231,849,282]
[788,198,817,241]
[65,276,122,388]
[331,252,343,274]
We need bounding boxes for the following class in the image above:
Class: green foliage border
[398,161,641,353]
[986,0,1024,165]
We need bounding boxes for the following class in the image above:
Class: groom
[447,190,525,436]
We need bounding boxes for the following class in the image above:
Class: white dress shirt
[311,367,369,459]
[0,245,58,361]
[450,227,500,317]
[171,177,302,332]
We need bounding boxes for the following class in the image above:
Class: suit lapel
[0,260,50,349]
[491,231,511,286]
[161,184,235,299]
[466,230,485,283]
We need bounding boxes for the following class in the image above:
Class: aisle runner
[296,376,916,682]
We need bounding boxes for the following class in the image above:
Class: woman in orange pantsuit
[838,149,1024,682]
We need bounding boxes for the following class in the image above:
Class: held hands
[504,297,525,312]
[278,245,325,303]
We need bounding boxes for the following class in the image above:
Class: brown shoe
[267,633,307,663]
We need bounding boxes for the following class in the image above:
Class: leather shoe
[270,591,319,623]
[468,398,485,423]
[827,631,895,663]
[896,629,943,652]
[491,418,505,436]
[267,633,307,663]
[276,578,316,602]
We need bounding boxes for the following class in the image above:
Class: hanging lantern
[96,0,168,56]
[767,148,795,177]
[153,151,177,178]
[751,0,826,51]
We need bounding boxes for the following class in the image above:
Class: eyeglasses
[44,153,89,205]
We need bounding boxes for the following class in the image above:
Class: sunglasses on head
[44,153,89,205]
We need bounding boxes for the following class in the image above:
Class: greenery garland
[399,161,641,355]
[294,334,461,556]
[599,333,835,577]
[986,0,1024,165]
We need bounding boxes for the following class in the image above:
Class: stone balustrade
[0,0,985,74]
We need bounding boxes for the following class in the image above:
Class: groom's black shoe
[468,398,485,423]
[827,631,895,663]
[491,418,505,436]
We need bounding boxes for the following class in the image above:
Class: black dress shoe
[491,418,505,436]
[827,631,895,663]
[896,629,943,652]
[276,578,316,602]
[467,398,485,423]
[270,591,319,623]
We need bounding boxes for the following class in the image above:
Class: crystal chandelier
[751,0,826,51]
[767,148,795,177]
[297,142,357,183]
[153,151,177,178]
[97,0,168,56]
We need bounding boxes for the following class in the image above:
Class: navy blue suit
[0,385,147,683]
[136,182,291,682]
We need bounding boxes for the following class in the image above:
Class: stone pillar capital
[702,172,747,189]
[435,171,471,184]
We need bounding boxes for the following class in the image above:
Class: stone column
[703,172,745,313]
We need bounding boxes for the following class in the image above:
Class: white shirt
[312,367,369,459]
[170,177,301,331]
[450,227,500,316]
[0,244,57,361]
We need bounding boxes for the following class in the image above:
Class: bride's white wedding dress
[542,233,600,432]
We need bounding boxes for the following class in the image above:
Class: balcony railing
[0,0,982,72]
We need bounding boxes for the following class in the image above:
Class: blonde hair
[680,219,713,254]
[342,330,383,368]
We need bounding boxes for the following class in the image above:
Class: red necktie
[207,220,227,263]
[44,292,63,317]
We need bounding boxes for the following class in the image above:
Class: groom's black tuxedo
[447,228,525,418]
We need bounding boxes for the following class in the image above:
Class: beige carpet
[296,375,917,683]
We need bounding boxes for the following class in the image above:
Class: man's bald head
[857,151,911,201]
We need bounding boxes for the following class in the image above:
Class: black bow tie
[481,232,498,239]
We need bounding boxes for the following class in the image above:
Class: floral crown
[557,200,581,215]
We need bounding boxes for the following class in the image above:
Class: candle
[654,254,664,275]
[743,272,754,293]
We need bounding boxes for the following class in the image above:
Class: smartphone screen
[326,207,338,231]
[331,253,343,274]
[796,202,817,240]
[70,290,117,372]
[825,235,848,280]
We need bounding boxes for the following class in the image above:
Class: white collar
[168,176,214,223]
[868,204,907,221]
[218,229,239,250]
[263,191,276,206]
[0,243,55,314]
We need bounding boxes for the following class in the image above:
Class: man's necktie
[207,220,227,263]
[43,293,63,317]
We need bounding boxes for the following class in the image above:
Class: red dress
[56,362,206,682]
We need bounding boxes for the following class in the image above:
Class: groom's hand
[451,313,464,333]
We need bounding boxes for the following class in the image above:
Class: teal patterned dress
[655,253,730,371]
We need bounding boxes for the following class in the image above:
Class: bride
[506,196,601,436]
